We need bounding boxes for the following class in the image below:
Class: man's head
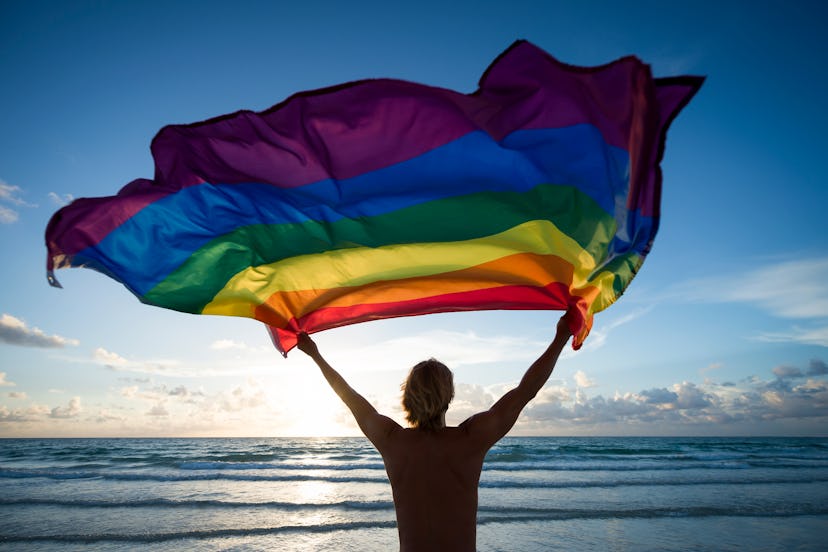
[401,359,454,430]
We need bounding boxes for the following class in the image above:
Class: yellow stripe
[588,254,644,315]
[252,252,605,327]
[203,219,601,318]
[586,268,622,315]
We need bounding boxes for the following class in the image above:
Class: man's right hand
[557,311,575,339]
[296,332,319,357]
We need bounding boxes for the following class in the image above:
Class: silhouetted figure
[297,314,572,551]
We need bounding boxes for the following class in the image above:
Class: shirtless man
[297,314,572,551]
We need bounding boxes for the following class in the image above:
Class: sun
[270,371,358,437]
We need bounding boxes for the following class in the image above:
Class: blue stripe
[75,125,636,296]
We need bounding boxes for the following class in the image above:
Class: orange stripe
[253,252,603,328]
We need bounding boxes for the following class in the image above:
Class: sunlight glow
[270,371,357,437]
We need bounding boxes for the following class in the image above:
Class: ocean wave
[178,461,385,471]
[112,472,388,484]
[476,503,828,523]
[3,505,827,545]
[4,459,828,484]
[0,469,99,480]
[5,489,827,512]
[0,497,394,510]
[2,469,826,490]
[0,469,389,484]
[478,475,828,489]
[483,460,828,471]
[0,521,399,544]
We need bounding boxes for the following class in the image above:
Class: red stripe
[270,282,592,355]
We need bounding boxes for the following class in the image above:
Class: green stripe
[143,184,616,313]
[588,251,643,313]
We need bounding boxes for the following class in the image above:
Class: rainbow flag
[45,41,702,354]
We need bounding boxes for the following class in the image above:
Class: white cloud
[670,256,828,347]
[119,382,201,403]
[447,382,498,424]
[754,325,828,347]
[773,365,802,379]
[94,347,129,368]
[676,257,828,319]
[0,314,79,348]
[0,404,50,423]
[94,409,125,423]
[50,397,82,419]
[0,180,31,205]
[210,339,248,350]
[147,403,169,417]
[209,339,272,358]
[0,205,18,224]
[47,192,74,206]
[218,382,267,413]
[116,378,264,425]
[0,180,36,223]
[808,359,828,375]
[168,385,193,397]
[141,383,204,403]
[512,358,828,434]
[724,258,828,319]
[8,391,27,399]
[671,381,714,409]
[91,347,183,375]
[0,372,15,387]
[700,362,723,376]
[573,370,596,388]
[638,387,678,405]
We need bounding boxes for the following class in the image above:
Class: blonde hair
[401,359,454,430]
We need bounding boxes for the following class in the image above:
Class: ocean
[1,436,826,551]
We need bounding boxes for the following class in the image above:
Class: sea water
[1,437,826,551]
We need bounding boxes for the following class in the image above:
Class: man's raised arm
[296,332,399,445]
[463,314,573,446]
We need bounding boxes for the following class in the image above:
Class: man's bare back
[297,315,572,551]
[377,426,488,551]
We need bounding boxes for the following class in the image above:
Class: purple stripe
[151,41,660,190]
[634,77,704,216]
[46,41,700,263]
[45,183,165,270]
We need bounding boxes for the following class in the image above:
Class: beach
[1,436,826,551]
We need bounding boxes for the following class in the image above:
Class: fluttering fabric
[45,40,702,354]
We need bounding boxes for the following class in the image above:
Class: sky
[1,0,827,438]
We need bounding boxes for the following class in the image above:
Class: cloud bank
[439,358,828,436]
[2,330,825,436]
[512,359,828,435]
[0,314,79,348]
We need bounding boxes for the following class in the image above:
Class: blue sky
[1,0,826,437]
